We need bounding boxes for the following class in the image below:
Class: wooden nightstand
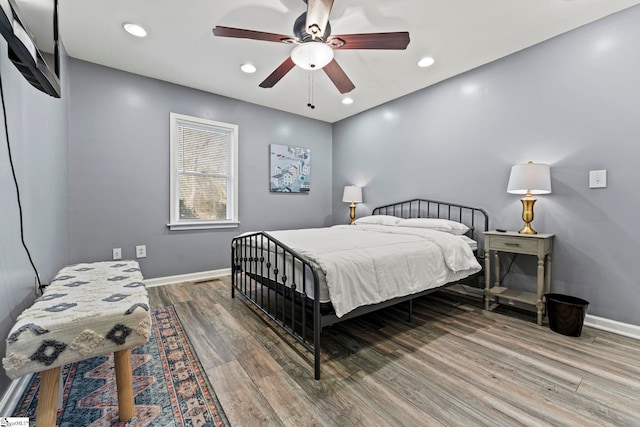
[483,230,554,325]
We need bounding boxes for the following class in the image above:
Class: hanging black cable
[0,70,44,292]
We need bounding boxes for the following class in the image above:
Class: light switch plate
[589,170,607,188]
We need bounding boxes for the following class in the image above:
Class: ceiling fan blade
[327,32,410,50]
[323,59,355,94]
[213,26,296,44]
[259,57,296,88]
[305,0,334,39]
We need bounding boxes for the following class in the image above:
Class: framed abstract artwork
[269,144,311,193]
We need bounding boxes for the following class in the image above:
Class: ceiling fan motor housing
[294,12,331,42]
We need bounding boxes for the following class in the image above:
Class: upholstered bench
[2,261,151,427]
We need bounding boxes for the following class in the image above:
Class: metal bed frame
[231,198,489,380]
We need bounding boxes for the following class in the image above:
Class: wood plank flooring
[148,278,640,426]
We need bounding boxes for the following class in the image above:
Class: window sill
[167,221,240,231]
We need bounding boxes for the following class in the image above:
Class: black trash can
[545,293,589,337]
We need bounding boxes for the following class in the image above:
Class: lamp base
[519,197,537,235]
[518,223,537,235]
[349,203,356,225]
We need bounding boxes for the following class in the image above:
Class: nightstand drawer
[489,236,538,253]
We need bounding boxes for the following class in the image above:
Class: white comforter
[265,225,481,318]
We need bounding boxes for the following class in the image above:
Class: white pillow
[396,218,470,235]
[355,215,403,226]
[457,235,478,251]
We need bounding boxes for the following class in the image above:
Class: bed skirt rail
[231,232,323,379]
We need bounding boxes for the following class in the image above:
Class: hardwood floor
[148,278,640,426]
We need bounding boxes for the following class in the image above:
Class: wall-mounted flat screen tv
[0,0,60,97]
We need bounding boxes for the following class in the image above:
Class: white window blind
[169,113,238,230]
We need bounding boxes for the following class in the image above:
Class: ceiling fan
[212,0,410,94]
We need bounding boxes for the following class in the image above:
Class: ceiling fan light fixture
[418,56,435,68]
[291,42,334,70]
[240,63,257,73]
[123,22,147,38]
[342,97,354,105]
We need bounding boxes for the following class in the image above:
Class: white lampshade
[342,185,363,203]
[291,42,334,70]
[507,162,552,195]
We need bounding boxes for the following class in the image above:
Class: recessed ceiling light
[240,63,257,74]
[342,97,354,105]
[418,57,435,68]
[123,23,147,38]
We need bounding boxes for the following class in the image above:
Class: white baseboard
[144,268,231,288]
[448,284,640,341]
[584,314,640,341]
[0,374,32,416]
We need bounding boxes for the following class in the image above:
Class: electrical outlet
[112,248,122,260]
[136,245,147,258]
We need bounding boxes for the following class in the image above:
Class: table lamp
[342,185,363,225]
[507,161,551,234]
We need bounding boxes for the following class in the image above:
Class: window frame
[168,112,239,230]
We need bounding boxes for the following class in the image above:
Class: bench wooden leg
[36,366,60,427]
[114,348,135,422]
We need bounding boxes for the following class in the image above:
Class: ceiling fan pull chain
[307,69,315,109]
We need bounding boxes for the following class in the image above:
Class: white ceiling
[16,0,640,123]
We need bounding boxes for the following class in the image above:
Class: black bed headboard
[372,198,489,255]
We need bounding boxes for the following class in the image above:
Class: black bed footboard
[231,232,323,379]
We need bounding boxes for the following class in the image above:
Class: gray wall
[0,47,69,392]
[333,5,640,325]
[67,59,333,280]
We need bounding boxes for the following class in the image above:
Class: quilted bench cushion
[3,261,151,379]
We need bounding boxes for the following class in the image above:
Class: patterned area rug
[11,306,229,426]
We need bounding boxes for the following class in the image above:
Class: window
[168,113,238,230]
